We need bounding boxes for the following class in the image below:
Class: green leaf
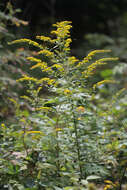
[86,175,101,180]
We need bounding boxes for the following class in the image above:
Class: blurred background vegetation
[1,0,127,122]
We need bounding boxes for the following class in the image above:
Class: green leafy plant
[1,20,125,189]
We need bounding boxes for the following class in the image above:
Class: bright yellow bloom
[37,78,55,85]
[76,106,85,112]
[1,123,6,128]
[104,180,114,184]
[83,57,118,77]
[104,184,112,190]
[16,75,38,83]
[9,39,43,49]
[27,57,42,63]
[64,38,72,51]
[64,89,71,95]
[77,50,112,67]
[35,107,51,111]
[36,35,53,43]
[26,131,43,134]
[68,56,79,64]
[38,49,54,57]
[55,128,63,131]
[8,98,17,105]
[52,64,64,72]
[51,21,72,39]
[93,80,116,89]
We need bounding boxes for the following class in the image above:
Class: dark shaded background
[2,0,127,43]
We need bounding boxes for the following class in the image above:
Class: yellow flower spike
[55,128,63,132]
[104,180,114,184]
[104,184,112,190]
[37,78,55,85]
[35,107,52,111]
[68,56,79,64]
[51,21,72,39]
[52,64,64,72]
[83,57,118,77]
[30,62,48,70]
[16,75,38,83]
[38,49,54,57]
[76,106,85,112]
[93,80,116,89]
[64,38,72,51]
[9,39,43,49]
[77,50,115,67]
[26,131,44,135]
[36,35,53,43]
[37,86,42,94]
[27,57,42,63]
[87,49,111,60]
[8,98,17,105]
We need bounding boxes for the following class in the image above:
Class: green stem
[55,114,60,176]
[71,102,83,179]
[22,124,28,157]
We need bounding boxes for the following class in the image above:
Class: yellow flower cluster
[64,89,71,95]
[38,49,54,57]
[17,75,37,83]
[27,57,42,63]
[104,180,118,190]
[76,106,85,112]
[52,64,64,72]
[83,57,118,77]
[51,21,72,39]
[36,35,54,43]
[38,77,55,85]
[9,39,43,49]
[26,131,43,134]
[87,50,111,59]
[35,107,51,111]
[93,80,116,89]
[30,62,47,70]
[68,56,79,64]
[64,38,72,51]
[77,50,111,67]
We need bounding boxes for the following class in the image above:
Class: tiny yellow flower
[64,89,71,95]
[1,123,6,128]
[76,106,85,112]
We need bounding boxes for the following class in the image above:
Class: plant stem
[55,114,60,176]
[71,102,83,179]
[22,124,28,157]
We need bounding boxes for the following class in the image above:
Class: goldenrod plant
[1,21,126,189]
